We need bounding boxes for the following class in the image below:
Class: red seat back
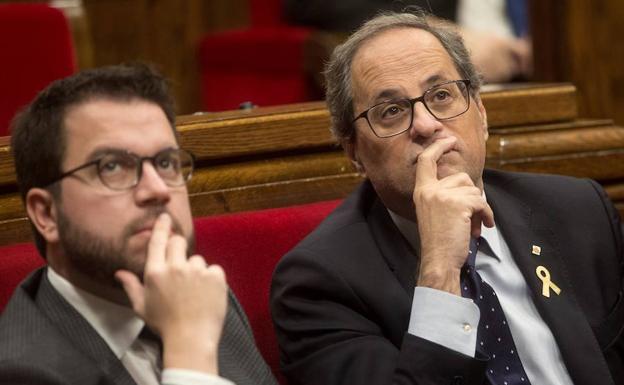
[249,0,284,27]
[0,242,43,309]
[194,200,341,380]
[197,0,314,111]
[198,26,313,111]
[0,3,76,136]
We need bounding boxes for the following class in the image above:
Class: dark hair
[10,63,177,257]
[324,10,482,143]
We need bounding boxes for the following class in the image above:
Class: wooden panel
[486,150,624,181]
[189,174,362,217]
[531,0,624,126]
[82,0,248,114]
[481,83,577,127]
[187,152,352,193]
[487,121,624,159]
[1,83,623,246]
[0,193,23,222]
[0,217,32,246]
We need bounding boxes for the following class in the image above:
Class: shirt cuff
[408,286,480,357]
[162,369,236,385]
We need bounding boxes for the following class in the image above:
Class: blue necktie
[461,238,531,385]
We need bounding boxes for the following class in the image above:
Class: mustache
[122,208,185,239]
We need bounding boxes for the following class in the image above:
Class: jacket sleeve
[270,247,487,385]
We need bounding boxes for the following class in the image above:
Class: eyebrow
[371,89,404,104]
[85,147,129,162]
[369,74,452,104]
[85,146,180,162]
[423,74,445,88]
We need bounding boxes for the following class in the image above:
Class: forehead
[62,98,177,163]
[351,27,460,104]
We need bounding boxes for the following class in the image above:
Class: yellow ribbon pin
[536,266,561,298]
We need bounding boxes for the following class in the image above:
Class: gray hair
[324,10,482,142]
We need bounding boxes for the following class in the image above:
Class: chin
[435,164,459,179]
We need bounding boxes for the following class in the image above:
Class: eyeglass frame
[351,79,472,138]
[45,147,196,191]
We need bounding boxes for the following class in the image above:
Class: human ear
[474,95,489,141]
[26,188,60,243]
[342,137,366,176]
[475,96,489,141]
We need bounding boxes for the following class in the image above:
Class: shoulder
[484,168,595,189]
[0,304,90,384]
[484,169,609,207]
[484,169,621,252]
[289,181,377,251]
[0,281,95,384]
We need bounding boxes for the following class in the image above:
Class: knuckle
[456,172,473,185]
[169,234,186,246]
[144,266,165,281]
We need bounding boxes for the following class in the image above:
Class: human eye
[377,101,408,120]
[427,84,461,106]
[98,153,136,176]
[155,151,181,175]
[431,88,452,102]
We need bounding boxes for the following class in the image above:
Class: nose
[408,101,443,140]
[133,161,171,206]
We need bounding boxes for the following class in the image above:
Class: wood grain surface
[0,83,622,246]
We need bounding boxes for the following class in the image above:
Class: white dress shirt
[388,203,574,385]
[47,268,234,385]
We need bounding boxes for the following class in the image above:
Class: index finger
[415,136,457,185]
[146,213,171,269]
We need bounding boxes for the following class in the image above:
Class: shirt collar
[47,267,144,359]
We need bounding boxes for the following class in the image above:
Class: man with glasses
[271,11,624,385]
[0,64,277,385]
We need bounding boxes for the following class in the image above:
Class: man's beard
[57,207,196,288]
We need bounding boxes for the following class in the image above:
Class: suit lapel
[35,269,137,385]
[218,291,277,385]
[368,196,418,295]
[486,181,615,385]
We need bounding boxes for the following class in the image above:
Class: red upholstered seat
[0,3,76,136]
[0,199,341,380]
[197,0,314,111]
[0,242,43,309]
[193,199,341,380]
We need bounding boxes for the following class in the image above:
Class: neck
[47,259,131,306]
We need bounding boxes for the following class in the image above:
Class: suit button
[452,375,464,384]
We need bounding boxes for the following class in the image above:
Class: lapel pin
[536,265,561,298]
[532,245,541,256]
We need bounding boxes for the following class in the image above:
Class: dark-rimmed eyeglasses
[352,79,471,138]
[47,148,195,191]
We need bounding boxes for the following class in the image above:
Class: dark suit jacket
[271,169,624,385]
[0,268,277,385]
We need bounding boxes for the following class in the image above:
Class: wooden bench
[0,83,623,247]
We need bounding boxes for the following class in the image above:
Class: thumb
[115,270,146,317]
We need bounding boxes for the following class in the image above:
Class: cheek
[357,135,398,171]
[59,193,127,241]
[169,192,194,234]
